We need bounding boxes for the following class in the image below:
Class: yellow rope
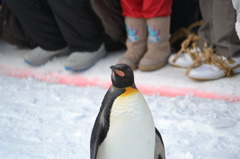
[171,20,240,77]
[170,20,203,46]
[172,34,201,63]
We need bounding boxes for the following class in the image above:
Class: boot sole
[64,53,107,72]
[189,69,240,81]
[169,63,189,69]
[138,62,167,71]
[189,76,223,81]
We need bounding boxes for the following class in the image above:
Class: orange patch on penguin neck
[120,87,138,97]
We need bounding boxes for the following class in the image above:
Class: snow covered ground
[0,75,240,159]
[0,41,240,159]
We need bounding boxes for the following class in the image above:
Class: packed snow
[0,75,240,159]
[1,40,240,159]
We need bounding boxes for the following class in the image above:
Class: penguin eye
[114,69,125,77]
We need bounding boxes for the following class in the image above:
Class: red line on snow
[0,64,239,102]
[138,85,240,102]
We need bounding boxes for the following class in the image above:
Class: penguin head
[110,64,134,88]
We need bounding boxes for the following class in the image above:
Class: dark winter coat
[0,0,126,49]
[90,0,126,42]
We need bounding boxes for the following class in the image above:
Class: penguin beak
[110,65,116,70]
[110,65,125,77]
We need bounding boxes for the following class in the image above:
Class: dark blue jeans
[5,0,104,52]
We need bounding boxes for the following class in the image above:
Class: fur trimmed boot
[118,17,147,70]
[138,16,171,71]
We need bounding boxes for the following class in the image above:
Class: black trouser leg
[47,0,104,52]
[170,0,201,34]
[5,0,67,50]
[170,0,202,52]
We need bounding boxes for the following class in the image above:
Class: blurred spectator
[4,0,108,71]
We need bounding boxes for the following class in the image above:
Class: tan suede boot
[138,16,171,71]
[118,17,147,70]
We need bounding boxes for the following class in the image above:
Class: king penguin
[90,64,165,159]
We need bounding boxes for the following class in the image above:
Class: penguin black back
[90,86,124,159]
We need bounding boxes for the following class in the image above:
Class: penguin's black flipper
[90,109,107,159]
[90,86,125,159]
[154,128,165,159]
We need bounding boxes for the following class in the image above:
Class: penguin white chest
[97,88,155,159]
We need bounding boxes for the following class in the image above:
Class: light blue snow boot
[65,44,106,71]
[24,47,70,66]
